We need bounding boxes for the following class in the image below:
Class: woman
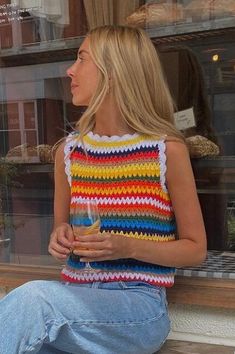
[0,26,206,354]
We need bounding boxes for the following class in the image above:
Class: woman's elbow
[182,235,207,267]
[196,248,207,265]
[192,240,207,266]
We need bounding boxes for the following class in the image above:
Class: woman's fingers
[48,240,70,260]
[48,223,74,260]
[50,240,70,255]
[49,248,68,260]
[72,238,112,260]
[74,233,107,243]
[49,228,128,262]
[64,225,74,244]
[72,232,130,261]
[72,239,111,258]
[71,234,107,257]
[73,249,110,262]
[57,226,74,248]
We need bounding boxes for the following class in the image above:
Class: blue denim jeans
[0,280,170,354]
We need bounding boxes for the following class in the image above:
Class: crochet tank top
[61,131,176,287]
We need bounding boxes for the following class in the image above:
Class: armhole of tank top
[64,133,77,187]
[158,139,168,193]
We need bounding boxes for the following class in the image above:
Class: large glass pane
[7,130,21,150]
[127,0,235,36]
[24,130,37,146]
[24,101,35,129]
[0,0,88,50]
[7,102,19,129]
[0,0,234,282]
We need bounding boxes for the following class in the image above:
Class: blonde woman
[0,26,206,354]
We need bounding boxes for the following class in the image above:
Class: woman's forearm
[128,237,207,268]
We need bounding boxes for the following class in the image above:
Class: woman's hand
[72,233,132,262]
[48,223,74,261]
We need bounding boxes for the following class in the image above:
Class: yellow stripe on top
[71,185,170,200]
[109,230,176,241]
[71,163,160,179]
[83,133,147,148]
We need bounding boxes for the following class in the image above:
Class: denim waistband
[62,280,165,293]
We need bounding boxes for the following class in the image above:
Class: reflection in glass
[0,0,234,278]
[24,102,35,129]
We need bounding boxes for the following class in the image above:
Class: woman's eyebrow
[77,49,89,56]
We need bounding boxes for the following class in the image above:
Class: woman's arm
[73,140,207,267]
[53,142,71,228]
[48,142,74,260]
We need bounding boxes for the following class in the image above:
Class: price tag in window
[173,107,196,131]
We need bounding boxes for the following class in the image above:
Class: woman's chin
[72,97,88,107]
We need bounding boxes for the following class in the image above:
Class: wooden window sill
[167,276,235,308]
[0,264,235,308]
[0,264,61,289]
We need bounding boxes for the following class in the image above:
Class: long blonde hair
[76,25,183,141]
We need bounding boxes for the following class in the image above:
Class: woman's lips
[71,85,78,92]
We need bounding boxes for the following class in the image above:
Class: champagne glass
[70,200,100,271]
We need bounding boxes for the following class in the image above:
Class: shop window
[0,0,235,292]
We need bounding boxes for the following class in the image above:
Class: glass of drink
[70,200,100,271]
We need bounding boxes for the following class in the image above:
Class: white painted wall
[168,303,235,348]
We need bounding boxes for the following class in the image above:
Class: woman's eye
[78,56,83,62]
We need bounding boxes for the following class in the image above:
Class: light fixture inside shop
[212,54,219,62]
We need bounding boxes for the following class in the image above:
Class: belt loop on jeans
[91,282,101,289]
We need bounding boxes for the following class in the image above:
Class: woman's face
[67,37,99,106]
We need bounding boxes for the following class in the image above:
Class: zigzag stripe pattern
[71,196,171,210]
[62,267,174,287]
[62,131,176,287]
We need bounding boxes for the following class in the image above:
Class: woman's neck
[93,94,135,137]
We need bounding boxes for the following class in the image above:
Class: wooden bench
[157,340,235,354]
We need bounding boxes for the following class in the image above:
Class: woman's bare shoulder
[164,136,193,185]
[52,142,65,166]
[164,136,188,157]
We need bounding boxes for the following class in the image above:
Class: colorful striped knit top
[61,131,176,287]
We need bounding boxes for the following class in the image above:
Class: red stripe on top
[71,190,171,205]
[72,180,161,190]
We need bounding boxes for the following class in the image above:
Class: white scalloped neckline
[87,131,140,142]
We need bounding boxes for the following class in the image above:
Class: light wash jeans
[0,280,170,354]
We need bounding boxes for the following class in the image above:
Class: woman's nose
[67,65,74,78]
